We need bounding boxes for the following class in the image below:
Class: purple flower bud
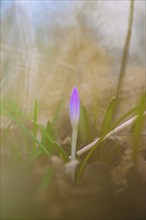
[70,87,80,128]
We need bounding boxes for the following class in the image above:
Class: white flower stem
[71,126,78,182]
[71,127,78,161]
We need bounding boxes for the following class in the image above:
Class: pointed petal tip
[72,86,79,94]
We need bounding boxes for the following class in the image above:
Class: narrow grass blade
[78,103,92,145]
[100,96,116,136]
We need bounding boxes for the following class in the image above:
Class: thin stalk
[115,0,135,113]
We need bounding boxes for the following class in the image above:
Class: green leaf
[100,96,116,136]
[78,103,93,145]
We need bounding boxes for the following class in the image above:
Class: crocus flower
[69,86,80,182]
[70,87,80,128]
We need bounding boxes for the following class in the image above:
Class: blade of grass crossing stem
[1,107,50,156]
[132,94,146,163]
[39,125,69,162]
[77,107,140,181]
[100,96,116,136]
[33,100,38,153]
[77,99,145,181]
